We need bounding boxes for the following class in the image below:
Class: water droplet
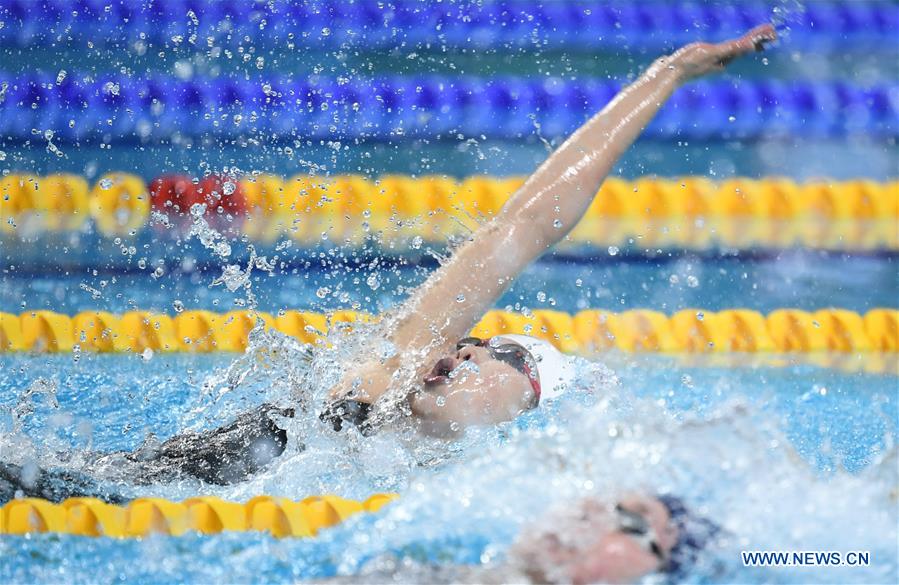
[366,274,381,290]
[696,311,704,321]
[172,300,184,313]
[669,274,680,284]
[410,236,423,249]
[536,291,547,303]
[552,219,563,229]
[140,348,154,362]
[686,275,699,288]
[99,178,113,190]
[222,181,236,195]
[681,374,693,388]
[456,294,465,303]
[607,246,619,256]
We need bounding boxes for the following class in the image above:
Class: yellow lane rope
[1,308,895,354]
[1,174,896,248]
[0,493,398,538]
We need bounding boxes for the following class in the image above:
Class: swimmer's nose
[456,345,491,364]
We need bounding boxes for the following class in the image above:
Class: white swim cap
[493,334,576,401]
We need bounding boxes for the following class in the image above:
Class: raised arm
[390,25,777,350]
[502,23,777,246]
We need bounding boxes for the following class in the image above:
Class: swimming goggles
[455,337,541,401]
[615,503,667,565]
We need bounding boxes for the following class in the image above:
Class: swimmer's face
[425,344,536,400]
[510,495,679,584]
[568,495,679,584]
[414,344,537,431]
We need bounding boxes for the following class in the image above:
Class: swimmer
[0,24,777,500]
[322,24,778,438]
[320,493,721,584]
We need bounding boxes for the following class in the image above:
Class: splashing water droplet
[607,246,619,256]
[172,300,184,313]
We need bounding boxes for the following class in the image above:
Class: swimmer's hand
[327,357,399,403]
[660,24,777,83]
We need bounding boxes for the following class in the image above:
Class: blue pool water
[1,347,896,583]
[4,251,896,315]
[3,0,899,583]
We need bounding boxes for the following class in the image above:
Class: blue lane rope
[1,74,895,142]
[0,0,895,50]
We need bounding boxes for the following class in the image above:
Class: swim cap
[493,334,576,401]
[657,494,724,576]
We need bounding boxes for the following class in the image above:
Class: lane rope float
[1,74,895,142]
[3,1,891,50]
[1,308,896,355]
[2,174,896,250]
[0,493,398,538]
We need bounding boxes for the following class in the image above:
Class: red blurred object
[149,174,246,233]
[196,175,246,217]
[150,174,196,215]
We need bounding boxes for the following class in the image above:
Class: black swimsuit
[0,403,294,504]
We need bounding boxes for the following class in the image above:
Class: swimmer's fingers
[713,24,777,66]
[665,24,776,82]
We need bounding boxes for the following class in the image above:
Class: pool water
[4,251,896,316]
[1,345,896,583]
[2,196,897,584]
[2,0,898,583]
